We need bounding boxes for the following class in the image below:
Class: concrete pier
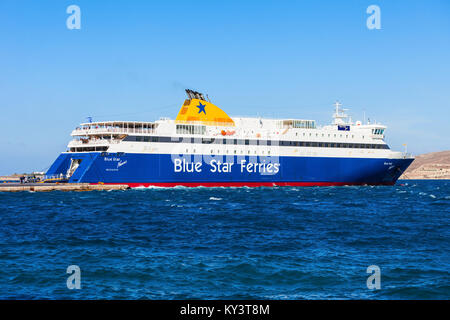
[0,183,130,192]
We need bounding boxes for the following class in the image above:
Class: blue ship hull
[46,152,414,187]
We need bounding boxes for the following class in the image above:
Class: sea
[0,180,448,299]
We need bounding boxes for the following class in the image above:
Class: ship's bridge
[365,124,387,139]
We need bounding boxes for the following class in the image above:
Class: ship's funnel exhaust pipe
[185,89,205,101]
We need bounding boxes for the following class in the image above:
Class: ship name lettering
[240,160,280,174]
[209,159,233,173]
[174,158,202,173]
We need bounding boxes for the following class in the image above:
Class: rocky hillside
[400,150,450,179]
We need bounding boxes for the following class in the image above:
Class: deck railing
[71,127,156,136]
[43,173,69,181]
[68,139,122,146]
[402,152,412,159]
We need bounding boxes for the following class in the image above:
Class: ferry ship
[45,89,414,187]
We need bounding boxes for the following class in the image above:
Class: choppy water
[0,180,449,299]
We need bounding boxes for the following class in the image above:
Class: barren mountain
[401,150,450,179]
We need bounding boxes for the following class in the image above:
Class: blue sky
[0,0,449,175]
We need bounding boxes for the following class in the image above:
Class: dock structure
[0,183,130,192]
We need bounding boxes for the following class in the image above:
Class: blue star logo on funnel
[196,102,206,115]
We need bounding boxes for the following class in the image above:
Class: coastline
[399,150,450,180]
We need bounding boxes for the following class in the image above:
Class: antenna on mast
[332,101,350,125]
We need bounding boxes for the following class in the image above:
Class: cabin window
[202,138,214,144]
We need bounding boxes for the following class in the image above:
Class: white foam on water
[209,197,222,201]
[133,185,170,190]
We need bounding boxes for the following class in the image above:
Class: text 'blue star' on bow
[196,102,206,115]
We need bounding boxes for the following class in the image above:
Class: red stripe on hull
[98,181,395,188]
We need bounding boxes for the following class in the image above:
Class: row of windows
[69,146,109,152]
[372,128,385,135]
[176,124,206,135]
[292,120,316,129]
[123,136,390,150]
